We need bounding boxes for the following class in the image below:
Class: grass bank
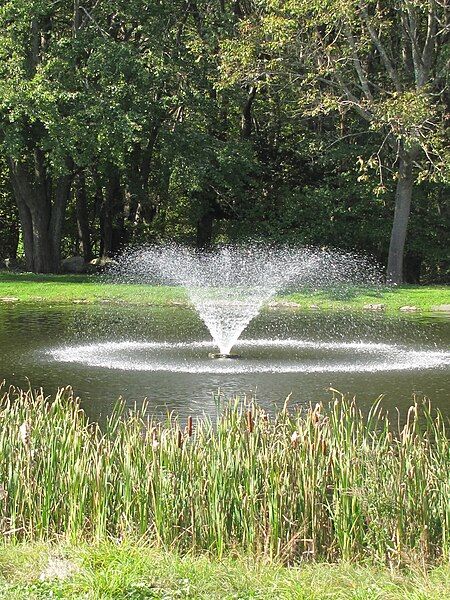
[0,385,448,567]
[0,272,449,311]
[1,542,449,599]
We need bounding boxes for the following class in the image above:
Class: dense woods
[0,0,448,282]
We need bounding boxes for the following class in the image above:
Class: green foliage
[0,0,447,280]
[0,385,449,566]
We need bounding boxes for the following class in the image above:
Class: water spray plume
[110,244,380,356]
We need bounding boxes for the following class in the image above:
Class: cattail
[177,429,183,448]
[246,410,254,433]
[186,416,193,437]
[291,431,299,448]
[19,421,31,447]
[311,403,321,425]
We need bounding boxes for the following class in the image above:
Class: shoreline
[0,273,449,313]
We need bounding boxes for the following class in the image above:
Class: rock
[267,301,300,309]
[61,256,86,274]
[431,304,450,313]
[309,304,320,310]
[363,303,386,311]
[399,306,419,312]
[0,297,19,303]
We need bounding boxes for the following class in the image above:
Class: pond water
[0,302,449,422]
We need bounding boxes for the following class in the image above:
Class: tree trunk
[101,167,124,258]
[241,86,257,138]
[386,151,414,284]
[8,158,72,273]
[14,194,34,271]
[75,172,93,262]
[50,169,73,267]
[126,144,155,236]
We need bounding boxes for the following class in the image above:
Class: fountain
[111,244,380,357]
[46,244,449,386]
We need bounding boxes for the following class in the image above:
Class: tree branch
[343,23,373,102]
[422,0,438,76]
[359,2,402,92]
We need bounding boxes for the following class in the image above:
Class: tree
[221,0,450,282]
[0,1,81,271]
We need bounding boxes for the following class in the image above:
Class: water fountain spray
[110,244,379,357]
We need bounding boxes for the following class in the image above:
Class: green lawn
[0,542,448,599]
[0,272,186,305]
[284,285,450,311]
[0,272,449,311]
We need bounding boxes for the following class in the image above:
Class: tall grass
[0,384,448,567]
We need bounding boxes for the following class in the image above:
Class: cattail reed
[177,428,183,448]
[186,416,193,437]
[0,384,448,567]
[246,410,254,433]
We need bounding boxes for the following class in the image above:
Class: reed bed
[0,384,448,567]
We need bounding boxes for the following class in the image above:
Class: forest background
[0,0,448,283]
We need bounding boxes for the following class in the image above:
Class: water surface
[0,303,448,422]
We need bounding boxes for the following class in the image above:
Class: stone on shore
[363,303,386,310]
[431,304,450,313]
[62,256,86,274]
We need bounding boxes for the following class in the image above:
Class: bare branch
[334,73,374,122]
[422,0,438,75]
[343,23,373,102]
[79,6,110,38]
[359,2,402,93]
[403,1,428,87]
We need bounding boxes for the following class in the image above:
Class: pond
[0,302,449,422]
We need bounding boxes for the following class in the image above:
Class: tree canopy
[0,0,448,282]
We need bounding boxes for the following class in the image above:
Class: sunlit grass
[0,272,186,304]
[285,284,450,311]
[1,541,449,599]
[0,272,448,310]
[0,385,448,569]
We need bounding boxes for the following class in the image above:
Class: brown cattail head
[177,429,183,448]
[246,410,254,433]
[187,416,193,437]
[311,403,321,426]
[291,431,299,448]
